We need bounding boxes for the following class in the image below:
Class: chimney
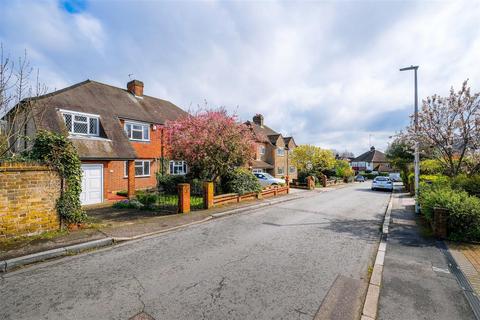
[253,114,264,126]
[370,146,375,151]
[127,80,144,97]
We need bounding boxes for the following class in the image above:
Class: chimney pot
[127,80,144,97]
[253,114,264,126]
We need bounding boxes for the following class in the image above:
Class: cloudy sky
[1,0,479,155]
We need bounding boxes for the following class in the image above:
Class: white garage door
[80,164,103,205]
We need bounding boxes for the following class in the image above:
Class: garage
[80,164,103,205]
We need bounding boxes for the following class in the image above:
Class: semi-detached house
[8,79,187,205]
[245,114,297,180]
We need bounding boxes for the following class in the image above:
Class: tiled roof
[30,80,187,159]
[352,147,387,163]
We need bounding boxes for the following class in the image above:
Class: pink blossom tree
[164,108,257,181]
[404,80,480,176]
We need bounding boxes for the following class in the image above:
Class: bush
[116,190,128,197]
[420,159,444,175]
[113,199,143,209]
[135,191,157,209]
[157,174,187,194]
[221,168,262,195]
[452,175,480,198]
[419,186,480,241]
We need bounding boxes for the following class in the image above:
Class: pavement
[377,189,475,320]
[0,182,389,320]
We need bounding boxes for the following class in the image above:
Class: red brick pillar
[307,176,315,190]
[178,183,190,214]
[322,174,327,187]
[127,160,135,199]
[203,181,214,209]
[433,207,448,238]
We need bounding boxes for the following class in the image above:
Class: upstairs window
[277,166,284,174]
[62,111,99,136]
[124,121,149,141]
[277,147,285,156]
[170,160,187,175]
[289,166,296,173]
[259,146,266,155]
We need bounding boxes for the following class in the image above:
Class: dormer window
[277,147,285,156]
[124,121,150,141]
[62,110,99,136]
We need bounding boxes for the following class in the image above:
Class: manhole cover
[129,312,155,320]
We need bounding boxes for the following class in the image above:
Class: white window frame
[169,160,187,175]
[124,121,150,142]
[124,160,151,177]
[252,168,264,173]
[289,166,296,173]
[277,147,285,156]
[61,110,100,136]
[277,166,284,175]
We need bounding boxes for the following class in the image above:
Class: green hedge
[157,174,187,194]
[452,175,480,198]
[419,185,480,241]
[221,168,262,195]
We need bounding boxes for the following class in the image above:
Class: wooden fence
[212,185,289,207]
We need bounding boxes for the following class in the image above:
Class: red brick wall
[81,160,158,201]
[119,119,164,159]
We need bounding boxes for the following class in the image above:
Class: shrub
[157,174,187,194]
[113,199,143,209]
[419,186,480,241]
[135,191,157,209]
[221,168,262,195]
[420,159,444,175]
[28,130,86,223]
[452,175,480,198]
[116,190,128,197]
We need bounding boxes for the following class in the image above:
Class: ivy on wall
[28,130,86,223]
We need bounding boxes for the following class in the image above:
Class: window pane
[75,115,87,122]
[89,118,98,135]
[126,124,132,138]
[124,161,128,177]
[143,126,149,140]
[144,161,150,175]
[170,161,174,174]
[132,130,143,140]
[73,121,88,134]
[63,114,72,132]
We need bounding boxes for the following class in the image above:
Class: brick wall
[0,162,61,238]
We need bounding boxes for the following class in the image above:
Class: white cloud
[1,0,479,155]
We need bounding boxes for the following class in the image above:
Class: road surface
[0,182,390,320]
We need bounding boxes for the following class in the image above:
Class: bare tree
[405,80,480,176]
[0,43,47,158]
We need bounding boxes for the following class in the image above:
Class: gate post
[178,183,190,214]
[203,181,214,209]
[322,174,327,188]
[307,176,315,190]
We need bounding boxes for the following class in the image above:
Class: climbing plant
[28,130,86,223]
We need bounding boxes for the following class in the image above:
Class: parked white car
[371,176,393,191]
[254,173,286,187]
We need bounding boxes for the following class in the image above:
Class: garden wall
[0,162,61,238]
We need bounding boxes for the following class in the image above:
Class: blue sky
[1,0,479,155]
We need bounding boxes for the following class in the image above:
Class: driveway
[0,183,391,320]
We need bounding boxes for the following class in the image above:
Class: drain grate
[438,241,480,319]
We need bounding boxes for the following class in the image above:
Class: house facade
[245,114,297,180]
[7,79,187,205]
[350,146,393,173]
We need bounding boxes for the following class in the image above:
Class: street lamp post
[400,65,420,214]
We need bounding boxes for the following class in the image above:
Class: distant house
[244,114,297,180]
[6,79,187,205]
[350,146,393,173]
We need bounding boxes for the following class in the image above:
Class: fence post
[203,181,214,209]
[178,183,190,214]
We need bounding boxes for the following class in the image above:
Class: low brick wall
[0,162,61,238]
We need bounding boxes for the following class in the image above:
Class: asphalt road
[0,182,391,320]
